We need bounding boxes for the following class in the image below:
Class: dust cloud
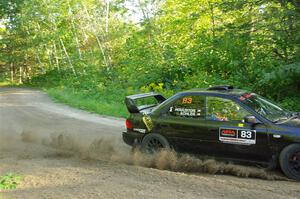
[13,131,287,181]
[117,150,286,181]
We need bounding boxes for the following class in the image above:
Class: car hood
[280,118,300,128]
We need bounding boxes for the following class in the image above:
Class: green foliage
[259,63,300,100]
[1,0,300,113]
[280,97,300,113]
[0,173,22,190]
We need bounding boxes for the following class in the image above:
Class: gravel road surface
[0,87,299,199]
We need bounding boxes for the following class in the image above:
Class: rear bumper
[122,131,144,146]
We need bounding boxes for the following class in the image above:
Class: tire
[279,144,300,181]
[141,133,170,154]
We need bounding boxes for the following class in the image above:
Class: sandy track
[0,87,299,199]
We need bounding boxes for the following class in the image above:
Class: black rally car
[122,86,300,180]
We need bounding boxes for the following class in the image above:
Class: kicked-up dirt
[0,87,299,199]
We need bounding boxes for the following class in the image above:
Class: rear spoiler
[125,92,166,113]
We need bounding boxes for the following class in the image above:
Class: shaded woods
[0,0,300,115]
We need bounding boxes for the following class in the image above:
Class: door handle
[273,134,282,139]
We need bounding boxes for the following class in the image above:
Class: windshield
[239,93,290,122]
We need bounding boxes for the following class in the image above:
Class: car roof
[178,87,249,97]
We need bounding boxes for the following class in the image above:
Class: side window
[206,97,250,122]
[169,96,205,118]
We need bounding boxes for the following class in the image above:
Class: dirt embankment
[0,87,299,199]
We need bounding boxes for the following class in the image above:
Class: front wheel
[279,144,300,181]
[141,133,170,154]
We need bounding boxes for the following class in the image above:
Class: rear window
[135,97,160,108]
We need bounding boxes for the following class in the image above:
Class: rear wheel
[279,144,300,181]
[141,133,170,154]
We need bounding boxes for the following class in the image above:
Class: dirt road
[0,87,299,199]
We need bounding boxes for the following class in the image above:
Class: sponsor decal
[220,129,237,137]
[196,109,201,116]
[142,115,153,132]
[133,128,146,133]
[170,107,202,117]
[219,127,256,145]
[238,123,244,127]
[175,108,196,116]
[182,97,193,104]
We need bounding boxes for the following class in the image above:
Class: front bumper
[122,131,144,146]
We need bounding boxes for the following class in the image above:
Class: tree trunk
[69,2,83,60]
[36,52,46,73]
[83,5,109,68]
[53,42,60,72]
[10,63,15,83]
[19,66,23,84]
[105,0,110,33]
[59,38,77,76]
[48,49,53,69]
[209,2,216,40]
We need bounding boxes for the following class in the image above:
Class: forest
[0,0,299,117]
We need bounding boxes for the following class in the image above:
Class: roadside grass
[0,173,22,190]
[46,87,129,118]
[0,82,15,87]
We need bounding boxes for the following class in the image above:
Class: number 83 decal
[238,130,256,140]
[240,131,252,139]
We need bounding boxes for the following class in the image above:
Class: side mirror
[244,115,258,124]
